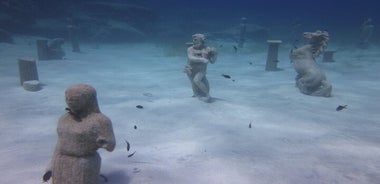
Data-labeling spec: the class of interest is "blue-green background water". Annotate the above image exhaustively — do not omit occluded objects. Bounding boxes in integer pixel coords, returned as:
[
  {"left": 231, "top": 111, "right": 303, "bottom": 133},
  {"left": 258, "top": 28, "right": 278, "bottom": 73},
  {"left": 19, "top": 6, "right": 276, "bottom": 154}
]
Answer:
[{"left": 1, "top": 0, "right": 379, "bottom": 44}]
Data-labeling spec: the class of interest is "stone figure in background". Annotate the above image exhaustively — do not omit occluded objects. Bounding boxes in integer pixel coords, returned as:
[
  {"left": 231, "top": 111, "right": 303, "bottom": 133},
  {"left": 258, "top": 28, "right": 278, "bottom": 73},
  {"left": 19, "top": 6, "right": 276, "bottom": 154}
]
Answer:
[
  {"left": 290, "top": 30, "right": 332, "bottom": 97},
  {"left": 359, "top": 18, "right": 374, "bottom": 48},
  {"left": 67, "top": 17, "right": 81, "bottom": 52},
  {"left": 37, "top": 38, "right": 65, "bottom": 60},
  {"left": 47, "top": 38, "right": 66, "bottom": 59},
  {"left": 185, "top": 34, "right": 217, "bottom": 102},
  {"left": 44, "top": 84, "right": 116, "bottom": 184}
]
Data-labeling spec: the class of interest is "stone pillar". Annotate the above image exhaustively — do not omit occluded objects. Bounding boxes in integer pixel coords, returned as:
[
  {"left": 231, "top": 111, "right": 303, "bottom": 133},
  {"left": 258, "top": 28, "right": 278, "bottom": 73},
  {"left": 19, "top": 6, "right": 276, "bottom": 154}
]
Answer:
[
  {"left": 265, "top": 40, "right": 282, "bottom": 71},
  {"left": 36, "top": 39, "right": 49, "bottom": 60},
  {"left": 18, "top": 58, "right": 41, "bottom": 91},
  {"left": 322, "top": 51, "right": 336, "bottom": 62},
  {"left": 68, "top": 25, "right": 80, "bottom": 52},
  {"left": 18, "top": 58, "right": 39, "bottom": 85}
]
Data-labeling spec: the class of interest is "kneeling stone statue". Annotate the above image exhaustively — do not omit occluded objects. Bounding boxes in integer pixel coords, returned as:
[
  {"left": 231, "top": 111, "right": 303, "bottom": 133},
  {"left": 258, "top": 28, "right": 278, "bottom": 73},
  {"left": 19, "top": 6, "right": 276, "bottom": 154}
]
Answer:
[
  {"left": 44, "top": 84, "right": 116, "bottom": 184},
  {"left": 290, "top": 30, "right": 332, "bottom": 97}
]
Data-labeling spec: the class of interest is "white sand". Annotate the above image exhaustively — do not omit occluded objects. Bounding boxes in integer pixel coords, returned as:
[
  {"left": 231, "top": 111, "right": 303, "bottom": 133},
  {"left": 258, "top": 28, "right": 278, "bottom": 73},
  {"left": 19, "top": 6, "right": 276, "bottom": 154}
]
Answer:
[{"left": 0, "top": 36, "right": 379, "bottom": 184}]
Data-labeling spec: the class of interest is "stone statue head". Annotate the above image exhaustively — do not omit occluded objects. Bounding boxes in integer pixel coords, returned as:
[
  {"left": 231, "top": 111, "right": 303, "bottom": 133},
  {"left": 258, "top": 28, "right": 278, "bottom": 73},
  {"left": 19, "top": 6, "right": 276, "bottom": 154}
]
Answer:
[
  {"left": 303, "top": 30, "right": 329, "bottom": 57},
  {"left": 192, "top": 34, "right": 206, "bottom": 49},
  {"left": 65, "top": 84, "right": 100, "bottom": 116}
]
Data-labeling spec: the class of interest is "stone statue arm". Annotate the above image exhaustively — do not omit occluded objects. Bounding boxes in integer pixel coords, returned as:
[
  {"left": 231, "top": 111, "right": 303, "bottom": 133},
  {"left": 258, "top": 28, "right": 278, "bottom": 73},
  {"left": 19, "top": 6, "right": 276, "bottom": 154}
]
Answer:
[
  {"left": 95, "top": 115, "right": 116, "bottom": 152},
  {"left": 205, "top": 47, "right": 217, "bottom": 64},
  {"left": 187, "top": 47, "right": 209, "bottom": 63}
]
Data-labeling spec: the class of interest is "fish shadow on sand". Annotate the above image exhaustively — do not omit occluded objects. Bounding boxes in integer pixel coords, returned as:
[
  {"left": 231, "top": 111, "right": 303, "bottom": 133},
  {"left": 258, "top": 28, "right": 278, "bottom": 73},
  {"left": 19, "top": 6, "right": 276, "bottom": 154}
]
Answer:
[
  {"left": 207, "top": 97, "right": 225, "bottom": 103},
  {"left": 99, "top": 170, "right": 131, "bottom": 184}
]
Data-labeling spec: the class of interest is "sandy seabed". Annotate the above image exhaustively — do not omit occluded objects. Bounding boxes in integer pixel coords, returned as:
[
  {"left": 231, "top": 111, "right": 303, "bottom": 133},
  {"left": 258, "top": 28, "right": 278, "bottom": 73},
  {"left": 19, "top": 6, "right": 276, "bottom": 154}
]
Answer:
[{"left": 0, "top": 36, "right": 379, "bottom": 184}]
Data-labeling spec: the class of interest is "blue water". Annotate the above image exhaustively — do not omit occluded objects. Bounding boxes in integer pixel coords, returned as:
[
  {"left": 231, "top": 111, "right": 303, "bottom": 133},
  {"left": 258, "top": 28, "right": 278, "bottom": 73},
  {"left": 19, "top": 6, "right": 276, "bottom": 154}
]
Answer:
[{"left": 1, "top": 0, "right": 378, "bottom": 44}]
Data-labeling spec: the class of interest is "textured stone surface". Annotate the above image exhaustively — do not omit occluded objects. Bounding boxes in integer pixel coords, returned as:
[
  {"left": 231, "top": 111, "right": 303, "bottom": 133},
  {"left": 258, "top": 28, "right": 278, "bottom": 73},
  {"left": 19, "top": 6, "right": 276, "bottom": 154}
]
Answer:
[
  {"left": 290, "top": 30, "right": 332, "bottom": 97},
  {"left": 22, "top": 80, "right": 41, "bottom": 91},
  {"left": 45, "top": 84, "right": 116, "bottom": 184},
  {"left": 185, "top": 34, "right": 217, "bottom": 103},
  {"left": 18, "top": 57, "right": 39, "bottom": 85}
]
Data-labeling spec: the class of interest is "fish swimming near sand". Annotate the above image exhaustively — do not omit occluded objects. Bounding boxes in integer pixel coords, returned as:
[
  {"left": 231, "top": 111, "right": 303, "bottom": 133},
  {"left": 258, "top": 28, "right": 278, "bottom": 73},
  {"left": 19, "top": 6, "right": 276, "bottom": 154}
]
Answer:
[
  {"left": 65, "top": 107, "right": 81, "bottom": 121},
  {"left": 42, "top": 170, "right": 52, "bottom": 182},
  {"left": 128, "top": 151, "right": 136, "bottom": 158},
  {"left": 233, "top": 46, "right": 238, "bottom": 53},
  {"left": 143, "top": 93, "right": 153, "bottom": 97},
  {"left": 125, "top": 139, "right": 131, "bottom": 151},
  {"left": 136, "top": 105, "right": 143, "bottom": 109},
  {"left": 336, "top": 105, "right": 347, "bottom": 111},
  {"left": 221, "top": 74, "right": 231, "bottom": 79}
]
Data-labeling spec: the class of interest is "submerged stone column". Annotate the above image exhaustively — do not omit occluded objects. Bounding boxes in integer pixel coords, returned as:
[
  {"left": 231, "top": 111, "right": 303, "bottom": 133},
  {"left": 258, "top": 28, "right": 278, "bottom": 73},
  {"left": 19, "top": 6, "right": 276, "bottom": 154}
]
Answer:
[
  {"left": 18, "top": 57, "right": 41, "bottom": 91},
  {"left": 265, "top": 40, "right": 282, "bottom": 71},
  {"left": 68, "top": 25, "right": 80, "bottom": 52},
  {"left": 322, "top": 51, "right": 336, "bottom": 62}
]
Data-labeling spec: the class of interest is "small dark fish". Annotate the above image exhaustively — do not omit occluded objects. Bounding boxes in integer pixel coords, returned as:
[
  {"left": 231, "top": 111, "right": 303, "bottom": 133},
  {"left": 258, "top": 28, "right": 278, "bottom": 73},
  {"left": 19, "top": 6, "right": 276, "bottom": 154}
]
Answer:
[
  {"left": 125, "top": 139, "right": 130, "bottom": 151},
  {"left": 232, "top": 79, "right": 235, "bottom": 82},
  {"left": 336, "top": 105, "right": 347, "bottom": 111},
  {"left": 219, "top": 44, "right": 223, "bottom": 48},
  {"left": 133, "top": 167, "right": 141, "bottom": 173},
  {"left": 233, "top": 46, "right": 238, "bottom": 53},
  {"left": 142, "top": 93, "right": 153, "bottom": 97},
  {"left": 128, "top": 151, "right": 136, "bottom": 158},
  {"left": 249, "top": 62, "right": 253, "bottom": 65},
  {"left": 42, "top": 171, "right": 52, "bottom": 182},
  {"left": 136, "top": 105, "right": 143, "bottom": 109},
  {"left": 65, "top": 107, "right": 81, "bottom": 121},
  {"left": 65, "top": 107, "right": 73, "bottom": 113},
  {"left": 99, "top": 174, "right": 108, "bottom": 182},
  {"left": 221, "top": 74, "right": 231, "bottom": 79},
  {"left": 134, "top": 125, "right": 137, "bottom": 129},
  {"left": 249, "top": 121, "right": 252, "bottom": 128}
]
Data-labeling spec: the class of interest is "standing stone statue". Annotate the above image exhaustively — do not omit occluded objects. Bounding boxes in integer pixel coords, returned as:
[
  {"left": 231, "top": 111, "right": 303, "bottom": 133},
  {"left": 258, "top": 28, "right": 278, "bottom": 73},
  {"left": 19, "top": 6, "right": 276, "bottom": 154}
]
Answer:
[
  {"left": 290, "top": 30, "right": 332, "bottom": 97},
  {"left": 184, "top": 34, "right": 217, "bottom": 103},
  {"left": 44, "top": 84, "right": 116, "bottom": 184},
  {"left": 359, "top": 18, "right": 374, "bottom": 48},
  {"left": 67, "top": 17, "right": 81, "bottom": 52}
]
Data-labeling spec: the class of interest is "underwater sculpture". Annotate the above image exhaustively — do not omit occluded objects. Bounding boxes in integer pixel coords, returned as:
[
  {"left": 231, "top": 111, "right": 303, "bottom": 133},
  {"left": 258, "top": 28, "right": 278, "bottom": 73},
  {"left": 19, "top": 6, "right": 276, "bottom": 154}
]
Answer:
[
  {"left": 44, "top": 84, "right": 116, "bottom": 184},
  {"left": 185, "top": 34, "right": 217, "bottom": 102},
  {"left": 18, "top": 57, "right": 41, "bottom": 91},
  {"left": 290, "top": 30, "right": 332, "bottom": 97},
  {"left": 359, "top": 18, "right": 374, "bottom": 48},
  {"left": 67, "top": 17, "right": 80, "bottom": 52},
  {"left": 36, "top": 38, "right": 65, "bottom": 60}
]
